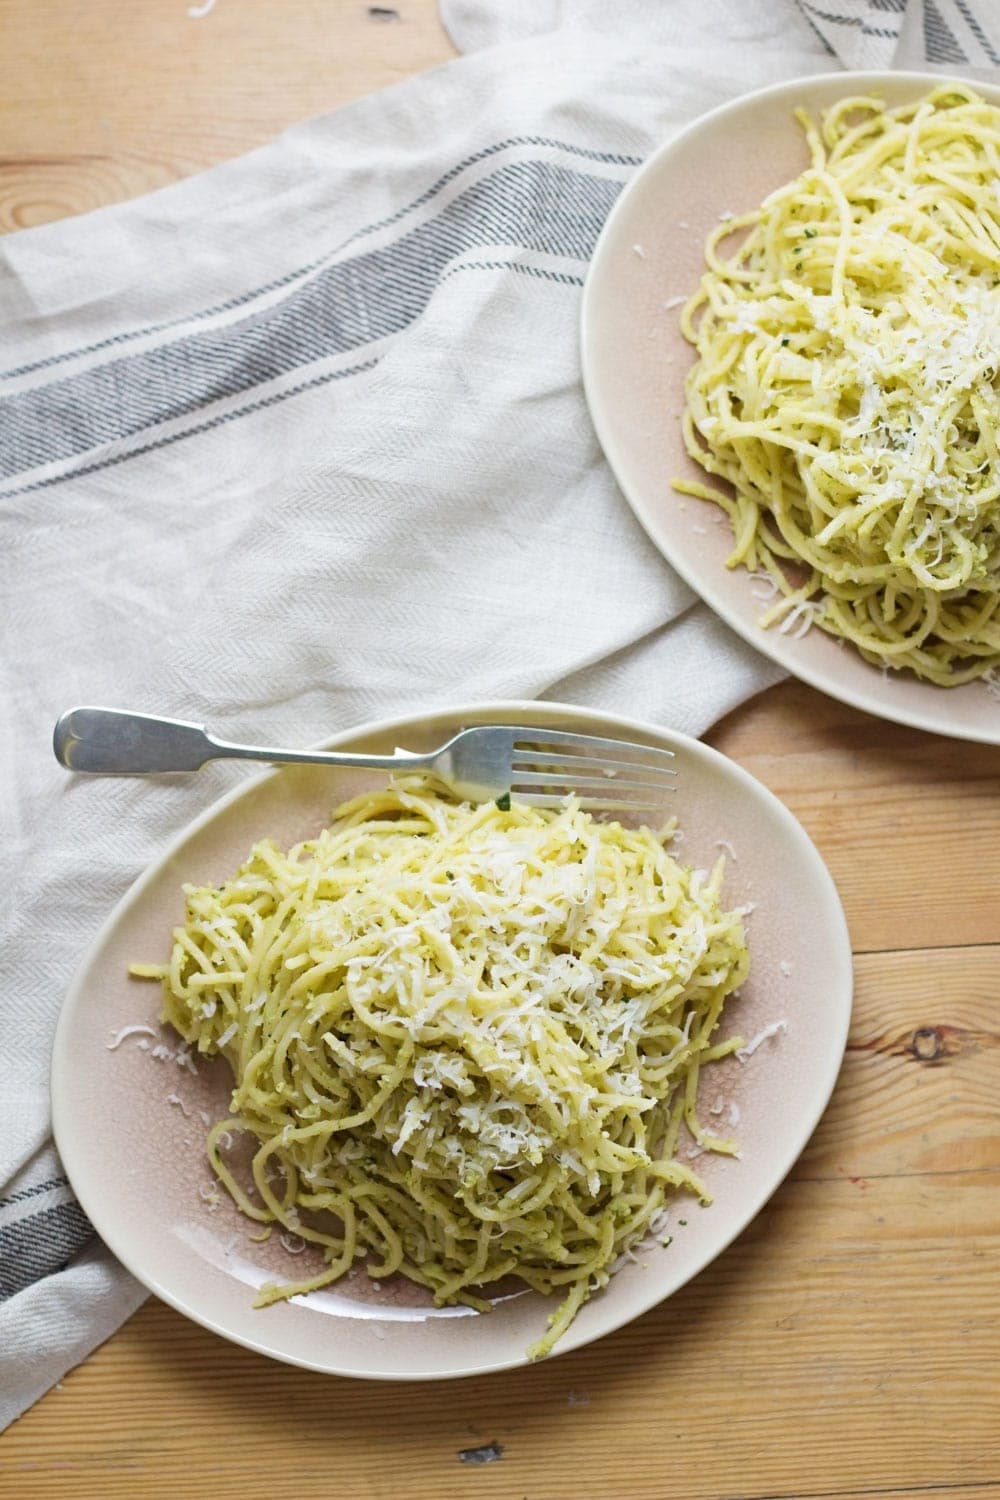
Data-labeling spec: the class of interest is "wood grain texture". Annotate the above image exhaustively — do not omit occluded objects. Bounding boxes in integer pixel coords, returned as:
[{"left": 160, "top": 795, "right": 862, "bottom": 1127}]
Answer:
[
  {"left": 0, "top": 0, "right": 455, "bottom": 231},
  {"left": 2, "top": 4, "right": 999, "bottom": 1498},
  {"left": 710, "top": 682, "right": 1000, "bottom": 953},
  {"left": 798, "top": 945, "right": 1000, "bottom": 1181}
]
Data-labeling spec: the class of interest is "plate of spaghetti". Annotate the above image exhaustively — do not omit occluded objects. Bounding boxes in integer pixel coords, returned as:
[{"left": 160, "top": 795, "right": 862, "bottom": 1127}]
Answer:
[
  {"left": 52, "top": 701, "right": 850, "bottom": 1379},
  {"left": 582, "top": 72, "right": 1000, "bottom": 742}
]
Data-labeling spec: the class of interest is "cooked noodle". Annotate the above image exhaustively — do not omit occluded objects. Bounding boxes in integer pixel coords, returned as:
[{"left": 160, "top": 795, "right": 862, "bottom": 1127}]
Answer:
[
  {"left": 676, "top": 84, "right": 1000, "bottom": 685},
  {"left": 132, "top": 780, "right": 748, "bottom": 1358}
]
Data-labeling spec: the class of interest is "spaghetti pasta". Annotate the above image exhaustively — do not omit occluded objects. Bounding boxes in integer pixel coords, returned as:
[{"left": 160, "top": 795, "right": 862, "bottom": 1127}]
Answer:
[
  {"left": 677, "top": 84, "right": 1000, "bottom": 685},
  {"left": 132, "top": 780, "right": 748, "bottom": 1358}
]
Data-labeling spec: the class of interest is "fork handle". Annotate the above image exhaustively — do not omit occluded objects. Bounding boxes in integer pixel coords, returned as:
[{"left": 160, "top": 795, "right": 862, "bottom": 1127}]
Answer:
[{"left": 53, "top": 707, "right": 432, "bottom": 776}]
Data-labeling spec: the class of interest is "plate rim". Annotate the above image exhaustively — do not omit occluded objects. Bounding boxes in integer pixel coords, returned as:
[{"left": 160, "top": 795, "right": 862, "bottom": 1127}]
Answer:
[
  {"left": 580, "top": 68, "right": 1000, "bottom": 746},
  {"left": 52, "top": 697, "right": 853, "bottom": 1380}
]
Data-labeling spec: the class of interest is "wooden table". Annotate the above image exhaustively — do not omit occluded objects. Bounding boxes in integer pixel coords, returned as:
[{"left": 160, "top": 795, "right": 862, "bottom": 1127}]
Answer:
[{"left": 3, "top": 3, "right": 999, "bottom": 1495}]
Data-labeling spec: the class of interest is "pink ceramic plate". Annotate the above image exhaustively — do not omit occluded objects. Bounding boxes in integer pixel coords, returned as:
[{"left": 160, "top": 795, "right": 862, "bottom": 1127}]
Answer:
[
  {"left": 52, "top": 701, "right": 851, "bottom": 1379},
  {"left": 582, "top": 71, "right": 1000, "bottom": 745}
]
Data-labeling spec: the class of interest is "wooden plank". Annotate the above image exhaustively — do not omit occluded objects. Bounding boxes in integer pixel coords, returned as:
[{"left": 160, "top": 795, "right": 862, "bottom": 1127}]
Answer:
[
  {"left": 0, "top": 0, "right": 455, "bottom": 230},
  {"left": 794, "top": 945, "right": 1000, "bottom": 1180},
  {"left": 709, "top": 681, "right": 1000, "bottom": 953},
  {"left": 815, "top": 1493, "right": 1000, "bottom": 1500}
]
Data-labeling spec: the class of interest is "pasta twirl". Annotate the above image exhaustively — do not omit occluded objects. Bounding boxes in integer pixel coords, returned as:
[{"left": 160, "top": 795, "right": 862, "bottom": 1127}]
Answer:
[
  {"left": 677, "top": 85, "right": 1000, "bottom": 686},
  {"left": 132, "top": 780, "right": 748, "bottom": 1358}
]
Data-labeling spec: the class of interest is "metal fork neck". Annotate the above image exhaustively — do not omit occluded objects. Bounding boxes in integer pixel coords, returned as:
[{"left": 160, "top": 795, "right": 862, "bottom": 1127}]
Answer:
[{"left": 207, "top": 735, "right": 435, "bottom": 772}]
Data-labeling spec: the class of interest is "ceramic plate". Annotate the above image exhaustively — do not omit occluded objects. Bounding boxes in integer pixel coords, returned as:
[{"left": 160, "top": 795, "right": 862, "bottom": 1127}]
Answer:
[
  {"left": 582, "top": 70, "right": 1000, "bottom": 745},
  {"left": 52, "top": 700, "right": 851, "bottom": 1379}
]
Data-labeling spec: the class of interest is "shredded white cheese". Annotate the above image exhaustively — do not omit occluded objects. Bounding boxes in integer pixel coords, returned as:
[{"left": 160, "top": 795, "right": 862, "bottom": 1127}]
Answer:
[
  {"left": 144, "top": 782, "right": 750, "bottom": 1361},
  {"left": 106, "top": 1023, "right": 157, "bottom": 1050},
  {"left": 736, "top": 1019, "right": 788, "bottom": 1063}
]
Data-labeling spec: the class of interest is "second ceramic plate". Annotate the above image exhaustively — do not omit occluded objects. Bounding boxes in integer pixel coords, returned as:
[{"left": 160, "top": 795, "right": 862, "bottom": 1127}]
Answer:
[{"left": 581, "top": 70, "right": 1000, "bottom": 745}]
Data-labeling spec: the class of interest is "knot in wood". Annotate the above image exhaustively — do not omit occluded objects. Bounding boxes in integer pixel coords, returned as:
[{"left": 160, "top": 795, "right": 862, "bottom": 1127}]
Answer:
[{"left": 910, "top": 1026, "right": 944, "bottom": 1063}]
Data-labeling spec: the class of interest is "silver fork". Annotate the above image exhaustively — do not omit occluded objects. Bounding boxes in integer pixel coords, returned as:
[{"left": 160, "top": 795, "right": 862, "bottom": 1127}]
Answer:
[{"left": 53, "top": 707, "right": 676, "bottom": 813}]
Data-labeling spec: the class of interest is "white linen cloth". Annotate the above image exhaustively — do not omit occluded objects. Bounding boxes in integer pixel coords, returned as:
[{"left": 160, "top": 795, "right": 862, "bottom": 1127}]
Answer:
[{"left": 2, "top": 0, "right": 998, "bottom": 1430}]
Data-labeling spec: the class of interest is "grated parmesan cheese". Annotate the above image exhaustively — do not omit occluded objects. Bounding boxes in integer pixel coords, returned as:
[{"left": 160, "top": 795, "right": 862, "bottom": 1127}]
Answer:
[
  {"left": 736, "top": 1019, "right": 788, "bottom": 1063},
  {"left": 144, "top": 781, "right": 750, "bottom": 1360},
  {"left": 106, "top": 1024, "right": 157, "bottom": 1050}
]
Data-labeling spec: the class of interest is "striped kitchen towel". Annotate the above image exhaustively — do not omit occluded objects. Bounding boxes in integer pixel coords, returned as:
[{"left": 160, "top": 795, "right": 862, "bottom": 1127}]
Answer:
[
  {"left": 441, "top": 0, "right": 1000, "bottom": 72},
  {"left": 2, "top": 0, "right": 997, "bottom": 1429}
]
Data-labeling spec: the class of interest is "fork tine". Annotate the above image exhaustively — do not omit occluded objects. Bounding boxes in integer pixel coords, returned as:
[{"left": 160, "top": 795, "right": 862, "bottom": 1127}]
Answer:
[
  {"left": 510, "top": 729, "right": 676, "bottom": 766},
  {"left": 511, "top": 771, "right": 676, "bottom": 794},
  {"left": 511, "top": 753, "right": 677, "bottom": 783},
  {"left": 516, "top": 793, "right": 667, "bottom": 814}
]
